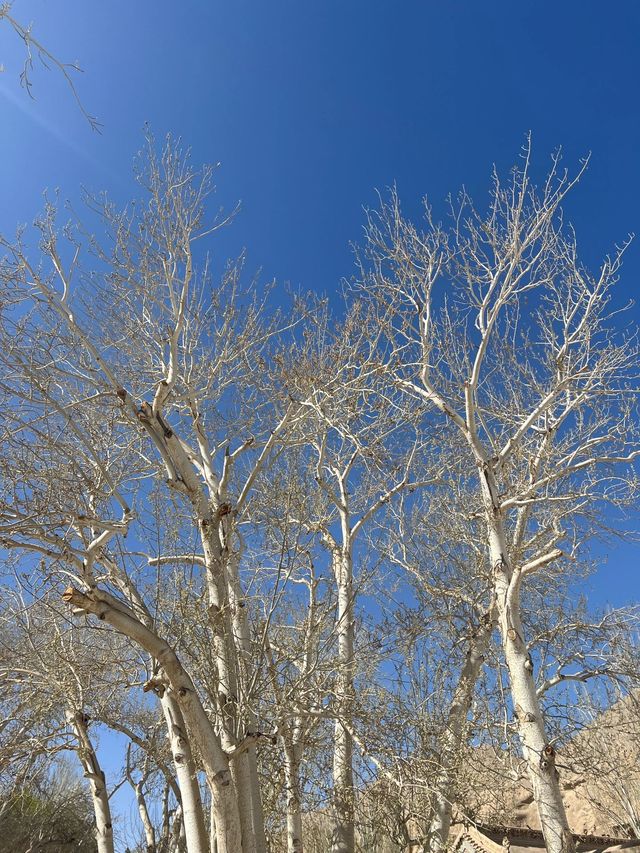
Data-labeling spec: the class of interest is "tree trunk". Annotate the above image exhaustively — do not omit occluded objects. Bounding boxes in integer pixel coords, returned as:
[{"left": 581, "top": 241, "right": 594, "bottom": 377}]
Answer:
[
  {"left": 68, "top": 709, "right": 115, "bottom": 853},
  {"left": 133, "top": 776, "right": 157, "bottom": 852},
  {"left": 160, "top": 692, "right": 209, "bottom": 853},
  {"left": 226, "top": 549, "right": 267, "bottom": 853},
  {"left": 171, "top": 805, "right": 184, "bottom": 853},
  {"left": 331, "top": 546, "right": 356, "bottom": 853},
  {"left": 428, "top": 614, "right": 493, "bottom": 851},
  {"left": 200, "top": 515, "right": 262, "bottom": 853},
  {"left": 231, "top": 753, "right": 257, "bottom": 853},
  {"left": 284, "top": 740, "right": 304, "bottom": 853},
  {"left": 247, "top": 745, "right": 268, "bottom": 853},
  {"left": 478, "top": 462, "right": 575, "bottom": 853},
  {"left": 62, "top": 586, "right": 243, "bottom": 853}
]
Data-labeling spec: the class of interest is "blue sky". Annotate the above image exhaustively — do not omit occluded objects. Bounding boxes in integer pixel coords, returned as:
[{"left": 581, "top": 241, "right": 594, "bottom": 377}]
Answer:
[
  {"left": 2, "top": 0, "right": 639, "bottom": 839},
  {"left": 2, "top": 1, "right": 640, "bottom": 293}
]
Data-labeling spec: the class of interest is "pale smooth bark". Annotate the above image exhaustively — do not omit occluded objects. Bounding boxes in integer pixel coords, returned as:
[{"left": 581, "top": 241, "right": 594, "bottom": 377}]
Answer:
[
  {"left": 225, "top": 549, "right": 267, "bottom": 853},
  {"left": 127, "top": 764, "right": 156, "bottom": 853},
  {"left": 62, "top": 585, "right": 243, "bottom": 853},
  {"left": 283, "top": 741, "right": 304, "bottom": 853},
  {"left": 331, "top": 546, "right": 356, "bottom": 853},
  {"left": 68, "top": 709, "right": 115, "bottom": 853},
  {"left": 247, "top": 749, "right": 268, "bottom": 853},
  {"left": 232, "top": 753, "right": 257, "bottom": 853},
  {"left": 160, "top": 692, "right": 209, "bottom": 853},
  {"left": 479, "top": 461, "right": 574, "bottom": 853}
]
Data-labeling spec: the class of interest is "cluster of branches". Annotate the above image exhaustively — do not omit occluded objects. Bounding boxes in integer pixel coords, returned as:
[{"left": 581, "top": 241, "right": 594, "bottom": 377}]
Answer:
[
  {"left": 0, "top": 136, "right": 639, "bottom": 853},
  {"left": 0, "top": 2, "right": 99, "bottom": 130}
]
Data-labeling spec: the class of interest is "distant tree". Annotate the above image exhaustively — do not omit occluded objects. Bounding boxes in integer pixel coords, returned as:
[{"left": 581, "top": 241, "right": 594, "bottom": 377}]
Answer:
[{"left": 0, "top": 761, "right": 96, "bottom": 852}]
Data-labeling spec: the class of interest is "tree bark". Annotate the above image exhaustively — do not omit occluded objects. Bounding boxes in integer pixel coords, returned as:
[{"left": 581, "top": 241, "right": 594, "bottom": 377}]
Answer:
[
  {"left": 247, "top": 746, "right": 268, "bottom": 853},
  {"left": 478, "top": 461, "right": 575, "bottom": 853},
  {"left": 226, "top": 548, "right": 267, "bottom": 853},
  {"left": 160, "top": 692, "right": 209, "bottom": 853},
  {"left": 201, "top": 520, "right": 264, "bottom": 853},
  {"left": 68, "top": 709, "right": 115, "bottom": 853},
  {"left": 133, "top": 776, "right": 156, "bottom": 852},
  {"left": 284, "top": 740, "right": 304, "bottom": 853},
  {"left": 330, "top": 546, "right": 356, "bottom": 853}
]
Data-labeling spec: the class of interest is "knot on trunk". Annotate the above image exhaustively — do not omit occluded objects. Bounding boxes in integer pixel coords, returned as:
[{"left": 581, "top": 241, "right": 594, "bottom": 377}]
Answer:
[
  {"left": 215, "top": 503, "right": 232, "bottom": 521},
  {"left": 515, "top": 703, "right": 535, "bottom": 723},
  {"left": 156, "top": 411, "right": 173, "bottom": 438},
  {"left": 73, "top": 710, "right": 91, "bottom": 727},
  {"left": 539, "top": 743, "right": 557, "bottom": 771},
  {"left": 493, "top": 555, "right": 506, "bottom": 574},
  {"left": 507, "top": 627, "right": 523, "bottom": 645},
  {"left": 208, "top": 602, "right": 227, "bottom": 631},
  {"left": 142, "top": 677, "right": 166, "bottom": 698},
  {"left": 215, "top": 769, "right": 232, "bottom": 787},
  {"left": 137, "top": 401, "right": 153, "bottom": 421}
]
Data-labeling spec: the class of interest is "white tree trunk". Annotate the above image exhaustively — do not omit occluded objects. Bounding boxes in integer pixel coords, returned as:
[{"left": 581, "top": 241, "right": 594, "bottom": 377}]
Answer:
[
  {"left": 68, "top": 709, "right": 115, "bottom": 853},
  {"left": 231, "top": 753, "right": 257, "bottom": 853},
  {"left": 200, "top": 517, "right": 257, "bottom": 853},
  {"left": 247, "top": 746, "right": 268, "bottom": 853},
  {"left": 428, "top": 615, "right": 493, "bottom": 851},
  {"left": 478, "top": 463, "right": 575, "bottom": 853},
  {"left": 160, "top": 692, "right": 209, "bottom": 853},
  {"left": 226, "top": 550, "right": 267, "bottom": 853},
  {"left": 284, "top": 741, "right": 304, "bottom": 853},
  {"left": 171, "top": 805, "right": 184, "bottom": 853},
  {"left": 62, "top": 586, "right": 244, "bottom": 853},
  {"left": 133, "top": 777, "right": 156, "bottom": 852},
  {"left": 331, "top": 546, "right": 356, "bottom": 853}
]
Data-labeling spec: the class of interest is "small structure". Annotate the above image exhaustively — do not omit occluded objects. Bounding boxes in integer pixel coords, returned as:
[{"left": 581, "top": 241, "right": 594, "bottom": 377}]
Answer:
[{"left": 451, "top": 823, "right": 640, "bottom": 853}]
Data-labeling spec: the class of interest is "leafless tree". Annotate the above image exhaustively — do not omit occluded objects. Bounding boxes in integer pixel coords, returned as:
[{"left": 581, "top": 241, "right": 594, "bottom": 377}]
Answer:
[
  {"left": 355, "top": 140, "right": 640, "bottom": 852},
  {"left": 0, "top": 135, "right": 311, "bottom": 853},
  {"left": 280, "top": 302, "right": 439, "bottom": 853},
  {"left": 2, "top": 133, "right": 639, "bottom": 853}
]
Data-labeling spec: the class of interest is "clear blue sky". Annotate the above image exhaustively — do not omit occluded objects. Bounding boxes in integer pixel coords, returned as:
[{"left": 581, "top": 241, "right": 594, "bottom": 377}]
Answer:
[{"left": 2, "top": 0, "right": 639, "bottom": 837}]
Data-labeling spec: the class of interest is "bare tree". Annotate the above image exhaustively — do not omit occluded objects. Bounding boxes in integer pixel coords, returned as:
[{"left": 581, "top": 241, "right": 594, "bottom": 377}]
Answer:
[
  {"left": 356, "top": 141, "right": 640, "bottom": 852},
  {"left": 2, "top": 132, "right": 639, "bottom": 853},
  {"left": 0, "top": 589, "right": 122, "bottom": 852},
  {"left": 281, "top": 302, "right": 438, "bottom": 853},
  {"left": 0, "top": 136, "right": 312, "bottom": 852}
]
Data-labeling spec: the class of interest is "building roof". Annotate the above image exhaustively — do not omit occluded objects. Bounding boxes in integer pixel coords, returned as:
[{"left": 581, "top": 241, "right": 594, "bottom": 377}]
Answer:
[{"left": 451, "top": 823, "right": 640, "bottom": 853}]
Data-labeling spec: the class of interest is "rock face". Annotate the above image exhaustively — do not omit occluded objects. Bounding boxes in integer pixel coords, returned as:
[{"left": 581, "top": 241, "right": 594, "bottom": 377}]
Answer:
[{"left": 460, "top": 692, "right": 640, "bottom": 840}]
